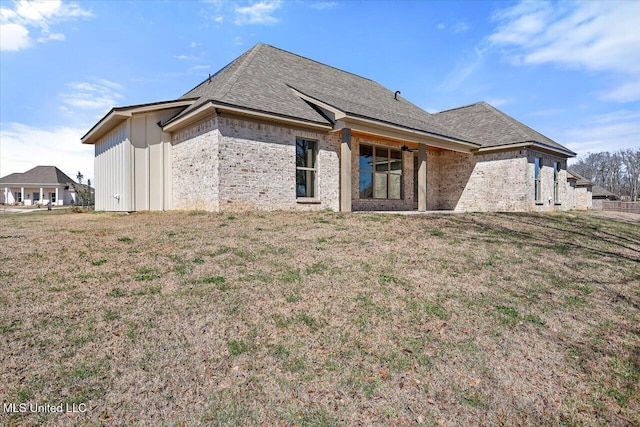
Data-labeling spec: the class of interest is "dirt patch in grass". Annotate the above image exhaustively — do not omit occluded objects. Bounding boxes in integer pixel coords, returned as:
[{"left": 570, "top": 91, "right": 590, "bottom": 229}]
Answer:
[{"left": 0, "top": 210, "right": 638, "bottom": 426}]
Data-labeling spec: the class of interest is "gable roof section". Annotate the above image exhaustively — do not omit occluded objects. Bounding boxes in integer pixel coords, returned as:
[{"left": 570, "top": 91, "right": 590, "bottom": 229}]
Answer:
[
  {"left": 567, "top": 168, "right": 593, "bottom": 187},
  {"left": 0, "top": 166, "right": 76, "bottom": 185},
  {"left": 167, "top": 43, "right": 473, "bottom": 144},
  {"left": 591, "top": 184, "right": 617, "bottom": 199},
  {"left": 435, "top": 102, "right": 575, "bottom": 156},
  {"left": 82, "top": 43, "right": 574, "bottom": 156},
  {"left": 82, "top": 99, "right": 196, "bottom": 144}
]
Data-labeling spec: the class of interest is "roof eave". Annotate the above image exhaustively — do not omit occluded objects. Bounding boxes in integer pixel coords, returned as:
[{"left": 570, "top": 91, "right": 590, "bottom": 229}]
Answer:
[
  {"left": 163, "top": 100, "right": 333, "bottom": 133},
  {"left": 336, "top": 116, "right": 479, "bottom": 153},
  {"left": 475, "top": 141, "right": 576, "bottom": 157},
  {"left": 81, "top": 99, "right": 197, "bottom": 145}
]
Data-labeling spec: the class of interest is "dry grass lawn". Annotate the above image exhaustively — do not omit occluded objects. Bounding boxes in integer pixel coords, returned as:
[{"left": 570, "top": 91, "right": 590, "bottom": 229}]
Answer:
[{"left": 0, "top": 209, "right": 639, "bottom": 426}]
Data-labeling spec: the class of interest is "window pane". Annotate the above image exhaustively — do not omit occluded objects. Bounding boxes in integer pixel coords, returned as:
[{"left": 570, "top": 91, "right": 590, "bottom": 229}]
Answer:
[
  {"left": 375, "top": 148, "right": 389, "bottom": 172},
  {"left": 359, "top": 172, "right": 373, "bottom": 198},
  {"left": 359, "top": 145, "right": 373, "bottom": 172},
  {"left": 296, "top": 169, "right": 316, "bottom": 198},
  {"left": 535, "top": 158, "right": 541, "bottom": 179},
  {"left": 389, "top": 174, "right": 401, "bottom": 199},
  {"left": 374, "top": 172, "right": 387, "bottom": 198},
  {"left": 296, "top": 139, "right": 316, "bottom": 168},
  {"left": 390, "top": 149, "right": 402, "bottom": 173}
]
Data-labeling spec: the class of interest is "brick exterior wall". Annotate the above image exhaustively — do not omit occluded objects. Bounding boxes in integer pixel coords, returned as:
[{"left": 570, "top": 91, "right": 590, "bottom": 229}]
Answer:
[
  {"left": 169, "top": 115, "right": 583, "bottom": 213},
  {"left": 171, "top": 118, "right": 220, "bottom": 211},
  {"left": 526, "top": 149, "right": 569, "bottom": 212},
  {"left": 573, "top": 186, "right": 593, "bottom": 210},
  {"left": 171, "top": 114, "right": 339, "bottom": 212}
]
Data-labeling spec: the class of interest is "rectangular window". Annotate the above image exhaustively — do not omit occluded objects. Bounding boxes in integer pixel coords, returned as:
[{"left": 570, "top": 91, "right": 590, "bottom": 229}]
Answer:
[
  {"left": 359, "top": 144, "right": 402, "bottom": 200},
  {"left": 33, "top": 192, "right": 40, "bottom": 202},
  {"left": 296, "top": 138, "right": 317, "bottom": 198},
  {"left": 553, "top": 161, "right": 560, "bottom": 203},
  {"left": 16, "top": 192, "right": 22, "bottom": 202},
  {"left": 51, "top": 192, "right": 56, "bottom": 203},
  {"left": 534, "top": 157, "right": 542, "bottom": 202}
]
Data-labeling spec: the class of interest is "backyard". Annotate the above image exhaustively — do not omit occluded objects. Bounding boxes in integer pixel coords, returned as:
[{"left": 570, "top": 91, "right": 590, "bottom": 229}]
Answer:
[{"left": 0, "top": 209, "right": 638, "bottom": 426}]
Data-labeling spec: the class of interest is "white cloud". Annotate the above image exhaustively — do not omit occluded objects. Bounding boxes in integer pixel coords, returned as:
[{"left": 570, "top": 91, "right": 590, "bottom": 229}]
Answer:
[
  {"left": 451, "top": 21, "right": 468, "bottom": 33},
  {"left": 37, "top": 31, "right": 65, "bottom": 43},
  {"left": 0, "top": 22, "right": 30, "bottom": 50},
  {"left": 310, "top": 2, "right": 338, "bottom": 10},
  {"left": 600, "top": 80, "right": 640, "bottom": 104},
  {"left": 234, "top": 1, "right": 281, "bottom": 25},
  {"left": 489, "top": 1, "right": 640, "bottom": 102},
  {"left": 439, "top": 47, "right": 486, "bottom": 92},
  {"left": 60, "top": 79, "right": 123, "bottom": 111},
  {"left": 0, "top": 0, "right": 92, "bottom": 51},
  {"left": 0, "top": 122, "right": 94, "bottom": 184},
  {"left": 563, "top": 110, "right": 640, "bottom": 157}
]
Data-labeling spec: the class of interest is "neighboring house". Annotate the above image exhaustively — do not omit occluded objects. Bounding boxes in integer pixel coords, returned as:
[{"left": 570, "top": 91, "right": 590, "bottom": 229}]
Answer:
[
  {"left": 0, "top": 166, "right": 91, "bottom": 206},
  {"left": 591, "top": 183, "right": 618, "bottom": 210},
  {"left": 82, "top": 43, "right": 587, "bottom": 213},
  {"left": 567, "top": 169, "right": 593, "bottom": 210}
]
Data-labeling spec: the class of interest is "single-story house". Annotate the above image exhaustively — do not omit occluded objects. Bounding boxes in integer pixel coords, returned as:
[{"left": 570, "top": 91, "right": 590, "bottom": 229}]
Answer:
[
  {"left": 82, "top": 43, "right": 590, "bottom": 213},
  {"left": 0, "top": 166, "right": 91, "bottom": 206},
  {"left": 591, "top": 183, "right": 618, "bottom": 210},
  {"left": 566, "top": 169, "right": 593, "bottom": 210}
]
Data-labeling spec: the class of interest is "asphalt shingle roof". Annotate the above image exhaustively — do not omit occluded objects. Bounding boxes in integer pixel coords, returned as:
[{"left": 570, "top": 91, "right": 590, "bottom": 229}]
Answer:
[
  {"left": 567, "top": 168, "right": 593, "bottom": 186},
  {"left": 0, "top": 166, "right": 76, "bottom": 185},
  {"left": 591, "top": 184, "right": 617, "bottom": 199},
  {"left": 92, "top": 43, "right": 574, "bottom": 156},
  {"left": 174, "top": 43, "right": 470, "bottom": 142},
  {"left": 434, "top": 102, "right": 573, "bottom": 153}
]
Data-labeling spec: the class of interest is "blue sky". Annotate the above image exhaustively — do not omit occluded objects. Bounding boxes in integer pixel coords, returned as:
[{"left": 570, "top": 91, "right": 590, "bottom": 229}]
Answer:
[{"left": 1, "top": 0, "right": 639, "bottom": 184}]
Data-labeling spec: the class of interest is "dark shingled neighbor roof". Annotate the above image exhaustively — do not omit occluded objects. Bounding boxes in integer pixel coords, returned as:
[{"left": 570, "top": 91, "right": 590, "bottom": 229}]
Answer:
[
  {"left": 174, "top": 43, "right": 472, "bottom": 142},
  {"left": 434, "top": 102, "right": 574, "bottom": 154},
  {"left": 567, "top": 168, "right": 593, "bottom": 187},
  {"left": 592, "top": 184, "right": 618, "bottom": 199},
  {"left": 0, "top": 166, "right": 76, "bottom": 185}
]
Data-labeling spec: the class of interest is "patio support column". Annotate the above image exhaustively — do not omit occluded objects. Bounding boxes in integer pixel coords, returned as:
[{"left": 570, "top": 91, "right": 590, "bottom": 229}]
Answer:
[
  {"left": 418, "top": 144, "right": 427, "bottom": 212},
  {"left": 340, "top": 128, "right": 352, "bottom": 212},
  {"left": 55, "top": 187, "right": 59, "bottom": 206},
  {"left": 4, "top": 187, "right": 7, "bottom": 204},
  {"left": 20, "top": 187, "right": 24, "bottom": 203},
  {"left": 39, "top": 187, "right": 43, "bottom": 204}
]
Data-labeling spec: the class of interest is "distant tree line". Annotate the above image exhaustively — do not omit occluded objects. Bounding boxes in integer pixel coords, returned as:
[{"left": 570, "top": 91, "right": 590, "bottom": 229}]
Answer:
[{"left": 571, "top": 148, "right": 640, "bottom": 201}]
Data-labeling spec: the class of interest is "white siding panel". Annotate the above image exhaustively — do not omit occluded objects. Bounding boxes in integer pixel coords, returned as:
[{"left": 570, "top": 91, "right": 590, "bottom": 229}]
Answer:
[{"left": 94, "top": 121, "right": 132, "bottom": 211}]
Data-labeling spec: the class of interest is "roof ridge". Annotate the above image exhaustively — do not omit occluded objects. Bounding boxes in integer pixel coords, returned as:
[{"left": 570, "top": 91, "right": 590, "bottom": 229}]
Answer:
[
  {"left": 436, "top": 101, "right": 484, "bottom": 114},
  {"left": 263, "top": 44, "right": 376, "bottom": 83},
  {"left": 215, "top": 43, "right": 264, "bottom": 100}
]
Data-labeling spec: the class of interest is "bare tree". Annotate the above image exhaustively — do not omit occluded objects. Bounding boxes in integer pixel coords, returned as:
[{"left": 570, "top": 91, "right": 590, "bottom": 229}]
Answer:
[
  {"left": 572, "top": 148, "right": 640, "bottom": 200},
  {"left": 620, "top": 149, "right": 640, "bottom": 201}
]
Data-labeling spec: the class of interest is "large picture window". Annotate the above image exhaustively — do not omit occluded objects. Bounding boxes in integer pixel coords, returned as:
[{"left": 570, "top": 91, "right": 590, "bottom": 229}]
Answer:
[
  {"left": 534, "top": 157, "right": 542, "bottom": 202},
  {"left": 359, "top": 145, "right": 402, "bottom": 200},
  {"left": 296, "top": 138, "right": 317, "bottom": 198}
]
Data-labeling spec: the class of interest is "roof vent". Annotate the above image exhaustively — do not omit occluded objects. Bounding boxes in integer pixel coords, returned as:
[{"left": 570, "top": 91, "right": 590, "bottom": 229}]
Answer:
[
  {"left": 394, "top": 90, "right": 401, "bottom": 101},
  {"left": 208, "top": 73, "right": 212, "bottom": 83}
]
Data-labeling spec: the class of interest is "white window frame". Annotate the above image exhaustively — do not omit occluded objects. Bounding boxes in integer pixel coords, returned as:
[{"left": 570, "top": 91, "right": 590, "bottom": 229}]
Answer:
[
  {"left": 359, "top": 144, "right": 403, "bottom": 200},
  {"left": 295, "top": 138, "right": 318, "bottom": 199}
]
